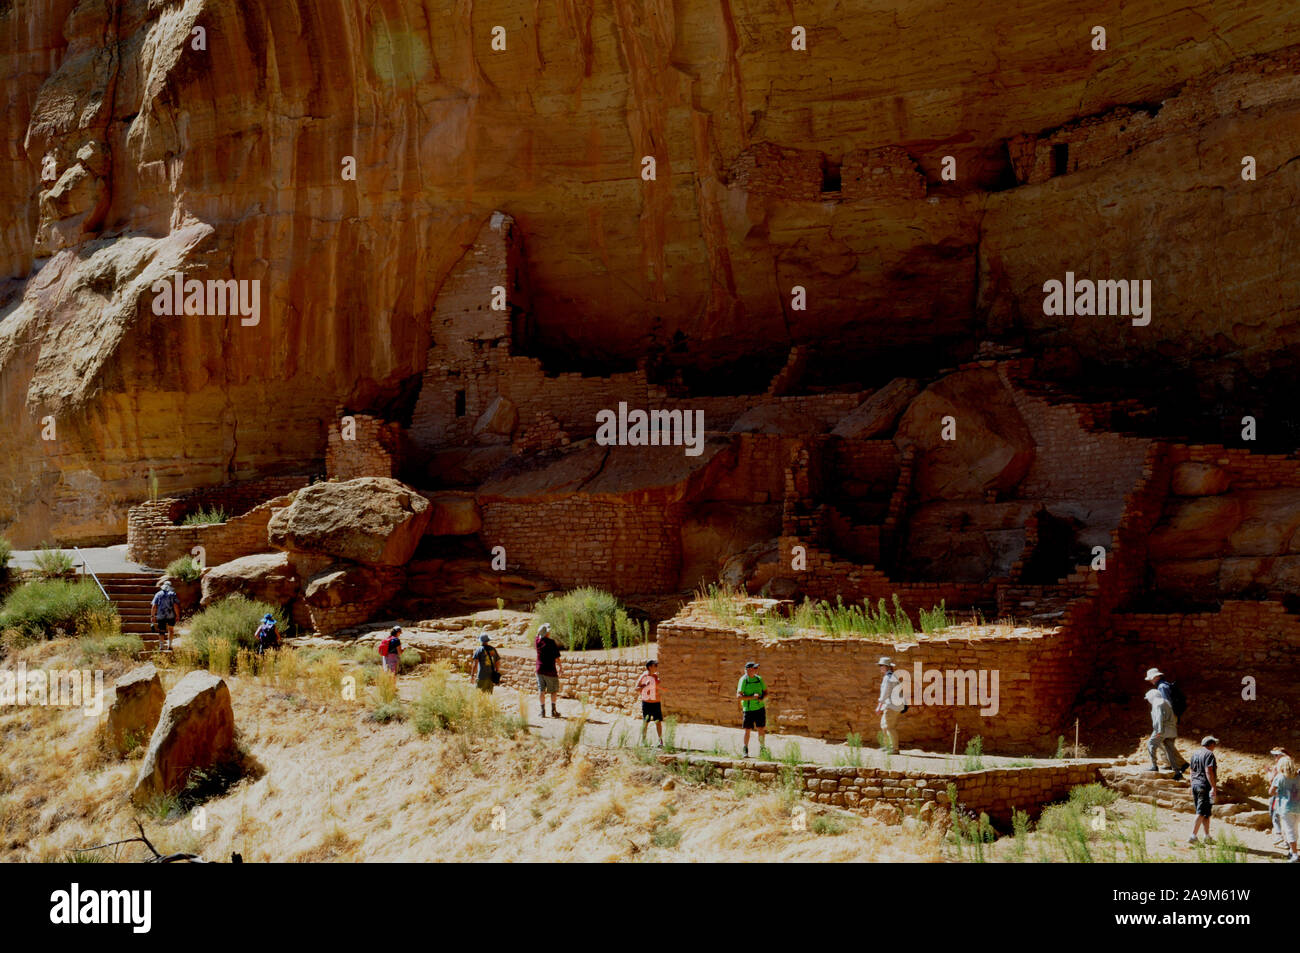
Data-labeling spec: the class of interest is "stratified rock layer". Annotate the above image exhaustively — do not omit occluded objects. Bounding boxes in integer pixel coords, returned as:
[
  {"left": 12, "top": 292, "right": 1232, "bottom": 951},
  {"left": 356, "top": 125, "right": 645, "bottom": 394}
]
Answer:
[{"left": 1, "top": 1, "right": 1299, "bottom": 542}]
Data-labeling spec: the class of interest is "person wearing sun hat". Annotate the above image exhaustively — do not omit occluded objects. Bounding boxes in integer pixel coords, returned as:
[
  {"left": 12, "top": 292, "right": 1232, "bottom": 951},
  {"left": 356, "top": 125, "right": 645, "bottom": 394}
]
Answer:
[{"left": 875, "top": 656, "right": 903, "bottom": 753}]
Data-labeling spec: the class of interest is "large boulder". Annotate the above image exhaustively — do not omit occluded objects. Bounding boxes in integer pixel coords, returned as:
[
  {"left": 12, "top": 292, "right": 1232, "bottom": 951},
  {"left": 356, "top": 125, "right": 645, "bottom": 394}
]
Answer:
[
  {"left": 472, "top": 395, "right": 518, "bottom": 438},
  {"left": 131, "top": 671, "right": 237, "bottom": 804},
  {"left": 267, "top": 477, "right": 432, "bottom": 566},
  {"left": 200, "top": 551, "right": 300, "bottom": 608},
  {"left": 425, "top": 493, "right": 483, "bottom": 536},
  {"left": 894, "top": 369, "right": 1034, "bottom": 502},
  {"left": 303, "top": 563, "right": 403, "bottom": 609},
  {"left": 105, "top": 663, "right": 164, "bottom": 755},
  {"left": 1171, "top": 462, "right": 1230, "bottom": 496},
  {"left": 832, "top": 378, "right": 920, "bottom": 439}
]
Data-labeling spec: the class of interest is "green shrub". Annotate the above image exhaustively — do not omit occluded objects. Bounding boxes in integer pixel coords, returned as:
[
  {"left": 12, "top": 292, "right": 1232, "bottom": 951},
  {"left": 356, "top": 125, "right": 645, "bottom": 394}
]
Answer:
[
  {"left": 811, "top": 813, "right": 847, "bottom": 836},
  {"left": 180, "top": 506, "right": 227, "bottom": 526},
  {"left": 0, "top": 536, "right": 11, "bottom": 571},
  {"left": 33, "top": 545, "right": 75, "bottom": 579},
  {"left": 530, "top": 587, "right": 642, "bottom": 651},
  {"left": 962, "top": 736, "right": 985, "bottom": 772},
  {"left": 411, "top": 662, "right": 520, "bottom": 737},
  {"left": 187, "top": 596, "right": 286, "bottom": 670},
  {"left": 0, "top": 579, "right": 113, "bottom": 638},
  {"left": 80, "top": 634, "right": 145, "bottom": 664},
  {"left": 1067, "top": 783, "right": 1118, "bottom": 813},
  {"left": 165, "top": 555, "right": 202, "bottom": 582},
  {"left": 399, "top": 648, "right": 421, "bottom": 671}
]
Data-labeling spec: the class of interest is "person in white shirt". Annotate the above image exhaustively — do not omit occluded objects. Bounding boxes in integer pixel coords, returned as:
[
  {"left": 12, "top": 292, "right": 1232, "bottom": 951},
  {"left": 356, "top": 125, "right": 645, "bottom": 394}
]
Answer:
[{"left": 874, "top": 656, "right": 904, "bottom": 753}]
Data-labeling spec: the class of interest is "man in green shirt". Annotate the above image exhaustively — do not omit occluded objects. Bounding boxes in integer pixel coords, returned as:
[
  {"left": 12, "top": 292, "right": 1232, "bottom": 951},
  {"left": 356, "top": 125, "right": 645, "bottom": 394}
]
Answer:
[{"left": 737, "top": 661, "right": 767, "bottom": 758}]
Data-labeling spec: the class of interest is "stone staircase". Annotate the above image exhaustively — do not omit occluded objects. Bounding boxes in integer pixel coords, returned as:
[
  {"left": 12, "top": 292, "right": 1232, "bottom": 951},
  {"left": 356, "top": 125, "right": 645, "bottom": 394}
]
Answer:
[
  {"left": 97, "top": 572, "right": 162, "bottom": 646},
  {"left": 1099, "top": 765, "right": 1271, "bottom": 829}
]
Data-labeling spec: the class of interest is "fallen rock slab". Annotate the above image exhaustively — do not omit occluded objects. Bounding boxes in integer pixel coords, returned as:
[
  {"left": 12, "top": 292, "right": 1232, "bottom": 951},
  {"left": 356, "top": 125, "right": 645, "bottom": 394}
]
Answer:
[
  {"left": 132, "top": 671, "right": 237, "bottom": 804},
  {"left": 105, "top": 663, "right": 164, "bottom": 755}
]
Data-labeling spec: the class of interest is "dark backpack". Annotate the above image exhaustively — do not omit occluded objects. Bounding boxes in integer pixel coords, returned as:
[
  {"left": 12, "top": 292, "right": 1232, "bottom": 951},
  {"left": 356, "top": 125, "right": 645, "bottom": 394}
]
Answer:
[
  {"left": 482, "top": 647, "right": 502, "bottom": 683},
  {"left": 1165, "top": 680, "right": 1187, "bottom": 719}
]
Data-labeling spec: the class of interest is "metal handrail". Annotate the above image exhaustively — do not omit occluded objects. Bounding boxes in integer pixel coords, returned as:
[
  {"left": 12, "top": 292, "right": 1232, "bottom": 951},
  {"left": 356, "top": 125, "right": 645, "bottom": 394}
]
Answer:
[{"left": 72, "top": 546, "right": 111, "bottom": 602}]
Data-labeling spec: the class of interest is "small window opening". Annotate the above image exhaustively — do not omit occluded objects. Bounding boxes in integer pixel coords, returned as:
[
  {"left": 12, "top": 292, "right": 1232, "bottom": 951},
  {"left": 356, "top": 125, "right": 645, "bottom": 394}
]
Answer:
[
  {"left": 454, "top": 390, "right": 466, "bottom": 417},
  {"left": 1052, "top": 143, "right": 1069, "bottom": 177}
]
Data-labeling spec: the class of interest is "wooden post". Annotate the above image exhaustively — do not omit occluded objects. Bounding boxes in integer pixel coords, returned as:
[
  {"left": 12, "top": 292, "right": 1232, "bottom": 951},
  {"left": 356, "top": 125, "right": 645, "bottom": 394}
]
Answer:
[{"left": 1074, "top": 718, "right": 1080, "bottom": 760}]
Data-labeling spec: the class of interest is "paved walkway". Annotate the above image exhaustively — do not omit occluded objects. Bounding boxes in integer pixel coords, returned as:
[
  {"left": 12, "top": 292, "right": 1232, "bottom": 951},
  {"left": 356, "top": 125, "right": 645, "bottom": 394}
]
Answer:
[
  {"left": 8, "top": 544, "right": 147, "bottom": 575},
  {"left": 393, "top": 666, "right": 1113, "bottom": 774}
]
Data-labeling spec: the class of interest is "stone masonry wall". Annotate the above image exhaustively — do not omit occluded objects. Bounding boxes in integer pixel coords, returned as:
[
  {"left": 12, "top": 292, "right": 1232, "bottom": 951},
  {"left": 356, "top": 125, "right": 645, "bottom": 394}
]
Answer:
[
  {"left": 327, "top": 413, "right": 403, "bottom": 480},
  {"left": 480, "top": 498, "right": 684, "bottom": 593},
  {"left": 657, "top": 753, "right": 1102, "bottom": 826},
  {"left": 656, "top": 617, "right": 1090, "bottom": 754},
  {"left": 415, "top": 644, "right": 645, "bottom": 713},
  {"left": 125, "top": 475, "right": 308, "bottom": 568}
]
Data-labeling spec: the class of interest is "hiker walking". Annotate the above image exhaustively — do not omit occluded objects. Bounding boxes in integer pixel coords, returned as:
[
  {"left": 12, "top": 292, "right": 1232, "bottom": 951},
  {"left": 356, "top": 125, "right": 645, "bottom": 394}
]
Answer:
[
  {"left": 1144, "top": 687, "right": 1180, "bottom": 779},
  {"left": 1268, "top": 747, "right": 1290, "bottom": 848},
  {"left": 637, "top": 659, "right": 664, "bottom": 747},
  {"left": 737, "top": 661, "right": 767, "bottom": 758},
  {"left": 254, "top": 613, "right": 280, "bottom": 656},
  {"left": 470, "top": 633, "right": 501, "bottom": 694},
  {"left": 534, "top": 622, "right": 562, "bottom": 718},
  {"left": 1144, "top": 667, "right": 1188, "bottom": 779},
  {"left": 378, "top": 625, "right": 402, "bottom": 675},
  {"left": 875, "top": 656, "right": 904, "bottom": 753},
  {"left": 1269, "top": 754, "right": 1300, "bottom": 862},
  {"left": 150, "top": 580, "right": 179, "bottom": 651},
  {"left": 1187, "top": 735, "right": 1219, "bottom": 845}
]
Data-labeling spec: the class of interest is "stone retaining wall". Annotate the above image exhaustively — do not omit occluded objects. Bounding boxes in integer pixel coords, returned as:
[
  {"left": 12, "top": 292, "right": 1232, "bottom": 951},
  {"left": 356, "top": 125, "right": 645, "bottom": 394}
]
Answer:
[
  {"left": 414, "top": 644, "right": 645, "bottom": 713},
  {"left": 658, "top": 752, "right": 1102, "bottom": 826},
  {"left": 126, "top": 482, "right": 305, "bottom": 569}
]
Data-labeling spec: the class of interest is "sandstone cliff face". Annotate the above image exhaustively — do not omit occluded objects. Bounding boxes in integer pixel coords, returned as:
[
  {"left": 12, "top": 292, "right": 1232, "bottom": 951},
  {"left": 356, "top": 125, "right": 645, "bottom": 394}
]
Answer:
[{"left": 1, "top": 0, "right": 1298, "bottom": 542}]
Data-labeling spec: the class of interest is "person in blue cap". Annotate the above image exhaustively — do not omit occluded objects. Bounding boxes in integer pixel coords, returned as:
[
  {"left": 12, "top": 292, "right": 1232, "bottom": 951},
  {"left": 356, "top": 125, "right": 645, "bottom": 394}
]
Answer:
[{"left": 253, "top": 613, "right": 279, "bottom": 655}]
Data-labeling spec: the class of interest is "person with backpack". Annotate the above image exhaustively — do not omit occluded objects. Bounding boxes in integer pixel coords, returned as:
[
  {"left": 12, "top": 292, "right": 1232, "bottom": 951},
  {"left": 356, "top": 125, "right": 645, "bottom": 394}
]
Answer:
[
  {"left": 150, "top": 580, "right": 180, "bottom": 651},
  {"left": 253, "top": 613, "right": 280, "bottom": 656},
  {"left": 470, "top": 633, "right": 501, "bottom": 694},
  {"left": 534, "top": 622, "right": 562, "bottom": 718},
  {"left": 875, "top": 656, "right": 904, "bottom": 753},
  {"left": 737, "top": 661, "right": 767, "bottom": 758},
  {"left": 378, "top": 625, "right": 402, "bottom": 675},
  {"left": 1144, "top": 667, "right": 1188, "bottom": 779}
]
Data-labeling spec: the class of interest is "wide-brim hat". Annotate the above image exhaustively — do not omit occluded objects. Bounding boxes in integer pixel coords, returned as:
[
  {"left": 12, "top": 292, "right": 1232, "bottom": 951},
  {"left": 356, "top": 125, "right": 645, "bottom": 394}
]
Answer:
[
  {"left": 1202, "top": 735, "right": 1219, "bottom": 746},
  {"left": 744, "top": 661, "right": 759, "bottom": 669},
  {"left": 479, "top": 633, "right": 491, "bottom": 643},
  {"left": 877, "top": 657, "right": 895, "bottom": 667},
  {"left": 1144, "top": 667, "right": 1163, "bottom": 680}
]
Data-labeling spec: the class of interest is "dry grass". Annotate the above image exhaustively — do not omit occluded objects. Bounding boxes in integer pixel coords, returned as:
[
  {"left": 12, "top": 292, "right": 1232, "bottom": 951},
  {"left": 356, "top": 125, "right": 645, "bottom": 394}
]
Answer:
[{"left": 1, "top": 637, "right": 943, "bottom": 863}]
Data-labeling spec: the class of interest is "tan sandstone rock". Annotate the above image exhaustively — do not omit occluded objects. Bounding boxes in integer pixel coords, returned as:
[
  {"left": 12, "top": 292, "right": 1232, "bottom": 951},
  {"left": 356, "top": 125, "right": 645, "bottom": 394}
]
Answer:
[
  {"left": 894, "top": 369, "right": 1035, "bottom": 502},
  {"left": 200, "top": 552, "right": 299, "bottom": 608},
  {"left": 268, "top": 478, "right": 431, "bottom": 567},
  {"left": 105, "top": 663, "right": 164, "bottom": 755},
  {"left": 132, "top": 671, "right": 237, "bottom": 804},
  {"left": 832, "top": 378, "right": 921, "bottom": 439}
]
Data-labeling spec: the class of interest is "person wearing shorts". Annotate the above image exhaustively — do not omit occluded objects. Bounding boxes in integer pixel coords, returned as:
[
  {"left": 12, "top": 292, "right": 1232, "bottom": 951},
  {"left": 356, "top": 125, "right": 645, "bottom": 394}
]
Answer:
[
  {"left": 534, "top": 623, "right": 562, "bottom": 718},
  {"left": 1187, "top": 735, "right": 1219, "bottom": 845},
  {"left": 1270, "top": 755, "right": 1300, "bottom": 862},
  {"left": 637, "top": 659, "right": 664, "bottom": 746},
  {"left": 737, "top": 661, "right": 767, "bottom": 758}
]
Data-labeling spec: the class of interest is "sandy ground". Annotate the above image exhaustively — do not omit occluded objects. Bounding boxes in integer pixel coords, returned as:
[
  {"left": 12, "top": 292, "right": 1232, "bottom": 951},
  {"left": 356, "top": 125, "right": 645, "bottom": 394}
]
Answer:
[{"left": 2, "top": 635, "right": 1291, "bottom": 864}]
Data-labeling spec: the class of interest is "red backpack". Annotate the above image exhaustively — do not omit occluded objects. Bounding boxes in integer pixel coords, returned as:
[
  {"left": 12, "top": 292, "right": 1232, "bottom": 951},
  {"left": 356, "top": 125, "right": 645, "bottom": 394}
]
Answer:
[{"left": 378, "top": 635, "right": 393, "bottom": 657}]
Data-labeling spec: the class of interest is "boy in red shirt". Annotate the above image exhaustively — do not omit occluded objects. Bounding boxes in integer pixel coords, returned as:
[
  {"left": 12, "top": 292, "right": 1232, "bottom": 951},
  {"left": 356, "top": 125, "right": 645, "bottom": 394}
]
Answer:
[{"left": 636, "top": 660, "right": 664, "bottom": 747}]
